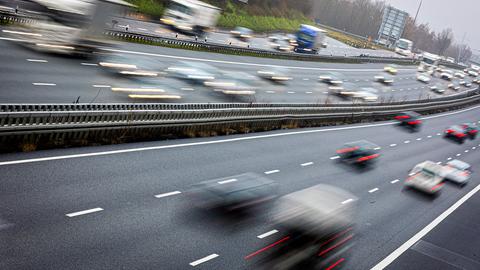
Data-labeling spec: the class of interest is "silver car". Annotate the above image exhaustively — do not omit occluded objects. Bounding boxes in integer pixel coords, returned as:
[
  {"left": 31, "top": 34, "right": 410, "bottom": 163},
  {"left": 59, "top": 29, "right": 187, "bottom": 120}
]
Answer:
[{"left": 442, "top": 159, "right": 471, "bottom": 186}]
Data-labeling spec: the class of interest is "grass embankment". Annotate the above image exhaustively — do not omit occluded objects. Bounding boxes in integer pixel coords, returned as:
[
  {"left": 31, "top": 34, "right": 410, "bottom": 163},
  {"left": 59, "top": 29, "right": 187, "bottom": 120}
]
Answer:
[{"left": 126, "top": 0, "right": 384, "bottom": 50}]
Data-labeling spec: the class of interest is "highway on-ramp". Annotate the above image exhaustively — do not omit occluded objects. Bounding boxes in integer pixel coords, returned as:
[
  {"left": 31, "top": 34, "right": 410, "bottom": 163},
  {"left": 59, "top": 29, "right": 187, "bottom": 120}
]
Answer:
[{"left": 1, "top": 104, "right": 480, "bottom": 269}]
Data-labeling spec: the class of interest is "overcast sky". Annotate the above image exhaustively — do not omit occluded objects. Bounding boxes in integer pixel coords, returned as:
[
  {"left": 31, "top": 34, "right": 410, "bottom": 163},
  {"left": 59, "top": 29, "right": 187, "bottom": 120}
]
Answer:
[{"left": 381, "top": 0, "right": 479, "bottom": 51}]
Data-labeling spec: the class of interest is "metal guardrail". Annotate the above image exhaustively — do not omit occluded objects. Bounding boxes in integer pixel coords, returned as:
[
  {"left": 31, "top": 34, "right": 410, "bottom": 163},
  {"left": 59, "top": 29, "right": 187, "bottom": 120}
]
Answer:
[{"left": 0, "top": 10, "right": 416, "bottom": 65}]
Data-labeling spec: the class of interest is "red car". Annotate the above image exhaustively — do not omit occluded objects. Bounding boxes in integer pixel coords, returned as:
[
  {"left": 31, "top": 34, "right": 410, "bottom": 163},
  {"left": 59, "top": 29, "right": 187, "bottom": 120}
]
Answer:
[
  {"left": 394, "top": 111, "right": 422, "bottom": 130},
  {"left": 461, "top": 123, "right": 478, "bottom": 139},
  {"left": 444, "top": 125, "right": 468, "bottom": 143}
]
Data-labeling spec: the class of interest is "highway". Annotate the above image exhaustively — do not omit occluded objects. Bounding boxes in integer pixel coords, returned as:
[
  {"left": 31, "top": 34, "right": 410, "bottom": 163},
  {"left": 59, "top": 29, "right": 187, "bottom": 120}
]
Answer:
[
  {"left": 1, "top": 104, "right": 479, "bottom": 269},
  {"left": 0, "top": 36, "right": 470, "bottom": 104}
]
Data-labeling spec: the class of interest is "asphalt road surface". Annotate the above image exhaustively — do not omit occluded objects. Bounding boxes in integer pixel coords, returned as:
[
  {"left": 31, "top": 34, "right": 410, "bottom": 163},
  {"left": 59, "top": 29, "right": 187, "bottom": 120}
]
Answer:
[
  {"left": 0, "top": 35, "right": 471, "bottom": 104},
  {"left": 1, "top": 104, "right": 480, "bottom": 269}
]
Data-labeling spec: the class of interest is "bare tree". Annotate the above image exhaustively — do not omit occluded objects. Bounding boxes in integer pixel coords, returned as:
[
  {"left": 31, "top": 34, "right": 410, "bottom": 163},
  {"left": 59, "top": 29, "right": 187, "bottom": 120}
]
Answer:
[{"left": 435, "top": 28, "right": 453, "bottom": 55}]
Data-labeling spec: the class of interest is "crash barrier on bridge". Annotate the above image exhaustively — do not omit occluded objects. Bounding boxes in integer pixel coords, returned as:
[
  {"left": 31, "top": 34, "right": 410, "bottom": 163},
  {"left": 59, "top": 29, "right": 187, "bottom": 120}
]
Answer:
[
  {"left": 0, "top": 10, "right": 416, "bottom": 65},
  {"left": 0, "top": 88, "right": 479, "bottom": 152}
]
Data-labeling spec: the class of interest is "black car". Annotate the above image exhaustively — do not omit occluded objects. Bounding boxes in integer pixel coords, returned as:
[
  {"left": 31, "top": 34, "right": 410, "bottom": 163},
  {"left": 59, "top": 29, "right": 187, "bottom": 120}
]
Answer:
[
  {"left": 394, "top": 111, "right": 422, "bottom": 130},
  {"left": 336, "top": 140, "right": 380, "bottom": 165}
]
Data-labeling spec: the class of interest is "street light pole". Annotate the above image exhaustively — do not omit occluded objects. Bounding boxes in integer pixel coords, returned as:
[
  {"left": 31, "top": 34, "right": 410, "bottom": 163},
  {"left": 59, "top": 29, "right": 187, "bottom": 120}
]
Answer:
[{"left": 413, "top": 0, "right": 423, "bottom": 25}]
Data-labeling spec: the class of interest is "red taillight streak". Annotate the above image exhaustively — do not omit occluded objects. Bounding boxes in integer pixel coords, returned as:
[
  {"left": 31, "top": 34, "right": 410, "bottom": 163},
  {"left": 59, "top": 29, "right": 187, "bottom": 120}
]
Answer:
[
  {"left": 445, "top": 129, "right": 454, "bottom": 133},
  {"left": 395, "top": 115, "right": 410, "bottom": 120},
  {"left": 469, "top": 130, "right": 478, "bottom": 134},
  {"left": 336, "top": 146, "right": 359, "bottom": 154},
  {"left": 407, "top": 120, "right": 419, "bottom": 125},
  {"left": 318, "top": 227, "right": 353, "bottom": 249},
  {"left": 318, "top": 234, "right": 353, "bottom": 257},
  {"left": 325, "top": 258, "right": 345, "bottom": 270},
  {"left": 357, "top": 154, "right": 380, "bottom": 162},
  {"left": 455, "top": 133, "right": 466, "bottom": 138},
  {"left": 431, "top": 183, "right": 444, "bottom": 191},
  {"left": 244, "top": 236, "right": 290, "bottom": 260}
]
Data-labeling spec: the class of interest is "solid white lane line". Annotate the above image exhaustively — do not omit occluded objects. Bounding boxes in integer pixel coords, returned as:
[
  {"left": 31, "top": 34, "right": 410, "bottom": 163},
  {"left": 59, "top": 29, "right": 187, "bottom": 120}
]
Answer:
[
  {"left": 257, "top": 229, "right": 279, "bottom": 239},
  {"left": 32, "top": 83, "right": 56, "bottom": 86},
  {"left": 66, "top": 207, "right": 103, "bottom": 217},
  {"left": 81, "top": 63, "right": 98, "bottom": 66},
  {"left": 330, "top": 156, "right": 340, "bottom": 160},
  {"left": 189, "top": 254, "right": 219, "bottom": 266},
  {"left": 390, "top": 179, "right": 400, "bottom": 184},
  {"left": 2, "top": 105, "right": 480, "bottom": 167},
  {"left": 106, "top": 48, "right": 406, "bottom": 72},
  {"left": 92, "top": 85, "right": 111, "bottom": 88},
  {"left": 27, "top": 59, "right": 47, "bottom": 63},
  {"left": 154, "top": 191, "right": 181, "bottom": 198},
  {"left": 390, "top": 144, "right": 397, "bottom": 147},
  {"left": 341, "top": 198, "right": 354, "bottom": 205},
  {"left": 218, "top": 179, "right": 237, "bottom": 184},
  {"left": 264, "top": 170, "right": 279, "bottom": 175},
  {"left": 369, "top": 188, "right": 379, "bottom": 193},
  {"left": 404, "top": 140, "right": 410, "bottom": 144},
  {"left": 371, "top": 184, "right": 480, "bottom": 270},
  {"left": 301, "top": 162, "right": 314, "bottom": 167}
]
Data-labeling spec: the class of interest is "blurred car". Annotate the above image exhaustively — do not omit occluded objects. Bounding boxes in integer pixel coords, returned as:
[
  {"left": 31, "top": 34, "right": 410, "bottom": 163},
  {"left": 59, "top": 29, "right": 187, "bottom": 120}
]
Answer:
[
  {"left": 167, "top": 61, "right": 218, "bottom": 84},
  {"left": 271, "top": 38, "right": 293, "bottom": 52},
  {"left": 444, "top": 125, "right": 468, "bottom": 143},
  {"left": 394, "top": 111, "right": 422, "bottom": 130},
  {"left": 374, "top": 73, "right": 394, "bottom": 84},
  {"left": 473, "top": 78, "right": 480, "bottom": 84},
  {"left": 99, "top": 54, "right": 164, "bottom": 78},
  {"left": 353, "top": 87, "right": 379, "bottom": 102},
  {"left": 285, "top": 33, "right": 297, "bottom": 46},
  {"left": 416, "top": 73, "right": 431, "bottom": 83},
  {"left": 467, "top": 69, "right": 478, "bottom": 77},
  {"left": 440, "top": 70, "right": 454, "bottom": 80},
  {"left": 204, "top": 71, "right": 257, "bottom": 95},
  {"left": 455, "top": 71, "right": 466, "bottom": 79},
  {"left": 230, "top": 27, "right": 253, "bottom": 41},
  {"left": 384, "top": 65, "right": 398, "bottom": 75},
  {"left": 110, "top": 82, "right": 182, "bottom": 100},
  {"left": 336, "top": 140, "right": 380, "bottom": 165},
  {"left": 266, "top": 184, "right": 357, "bottom": 269},
  {"left": 430, "top": 83, "right": 446, "bottom": 94},
  {"left": 460, "top": 79, "right": 472, "bottom": 87},
  {"left": 461, "top": 123, "right": 478, "bottom": 139},
  {"left": 257, "top": 67, "right": 292, "bottom": 83},
  {"left": 328, "top": 82, "right": 359, "bottom": 99},
  {"left": 404, "top": 160, "right": 444, "bottom": 195},
  {"left": 448, "top": 81, "right": 461, "bottom": 91},
  {"left": 442, "top": 159, "right": 471, "bottom": 186},
  {"left": 319, "top": 72, "right": 345, "bottom": 85},
  {"left": 189, "top": 173, "right": 278, "bottom": 211}
]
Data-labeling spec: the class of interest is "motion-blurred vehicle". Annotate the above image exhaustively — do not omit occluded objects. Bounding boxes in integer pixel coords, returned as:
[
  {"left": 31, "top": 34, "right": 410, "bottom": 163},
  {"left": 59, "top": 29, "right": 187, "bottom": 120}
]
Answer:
[
  {"left": 3, "top": 0, "right": 134, "bottom": 57},
  {"left": 167, "top": 61, "right": 218, "bottom": 84},
  {"left": 394, "top": 111, "right": 422, "bottom": 131},
  {"left": 294, "top": 24, "right": 327, "bottom": 54},
  {"left": 328, "top": 82, "right": 358, "bottom": 98},
  {"left": 384, "top": 65, "right": 398, "bottom": 75},
  {"left": 319, "top": 72, "right": 345, "bottom": 85},
  {"left": 263, "top": 184, "right": 357, "bottom": 269},
  {"left": 455, "top": 71, "right": 466, "bottom": 79},
  {"left": 460, "top": 79, "right": 472, "bottom": 87},
  {"left": 430, "top": 83, "right": 446, "bottom": 94},
  {"left": 444, "top": 125, "right": 468, "bottom": 143},
  {"left": 394, "top": 38, "right": 413, "bottom": 57},
  {"left": 160, "top": 0, "right": 221, "bottom": 36},
  {"left": 230, "top": 26, "right": 253, "bottom": 41},
  {"left": 416, "top": 73, "right": 431, "bottom": 83},
  {"left": 418, "top": 52, "right": 440, "bottom": 74},
  {"left": 461, "top": 123, "right": 478, "bottom": 139},
  {"left": 404, "top": 161, "right": 444, "bottom": 195},
  {"left": 271, "top": 38, "right": 293, "bottom": 52},
  {"left": 336, "top": 140, "right": 380, "bottom": 165},
  {"left": 204, "top": 71, "right": 257, "bottom": 95},
  {"left": 189, "top": 173, "right": 278, "bottom": 211},
  {"left": 442, "top": 159, "right": 471, "bottom": 186},
  {"left": 440, "top": 70, "right": 454, "bottom": 80},
  {"left": 353, "top": 87, "right": 379, "bottom": 102},
  {"left": 448, "top": 81, "right": 461, "bottom": 91},
  {"left": 257, "top": 67, "right": 292, "bottom": 83},
  {"left": 374, "top": 73, "right": 394, "bottom": 84},
  {"left": 99, "top": 54, "right": 164, "bottom": 78},
  {"left": 466, "top": 69, "right": 478, "bottom": 77},
  {"left": 473, "top": 78, "right": 480, "bottom": 84}
]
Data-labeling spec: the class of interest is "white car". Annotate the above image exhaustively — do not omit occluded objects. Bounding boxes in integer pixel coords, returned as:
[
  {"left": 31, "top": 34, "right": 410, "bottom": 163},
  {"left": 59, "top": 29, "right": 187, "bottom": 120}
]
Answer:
[
  {"left": 430, "top": 83, "right": 445, "bottom": 94},
  {"left": 416, "top": 73, "right": 431, "bottom": 83},
  {"left": 440, "top": 70, "right": 454, "bottom": 80},
  {"left": 374, "top": 74, "right": 394, "bottom": 84},
  {"left": 467, "top": 69, "right": 478, "bottom": 77},
  {"left": 441, "top": 160, "right": 471, "bottom": 186},
  {"left": 353, "top": 87, "right": 378, "bottom": 102},
  {"left": 404, "top": 161, "right": 445, "bottom": 195},
  {"left": 455, "top": 71, "right": 466, "bottom": 79},
  {"left": 257, "top": 67, "right": 292, "bottom": 82}
]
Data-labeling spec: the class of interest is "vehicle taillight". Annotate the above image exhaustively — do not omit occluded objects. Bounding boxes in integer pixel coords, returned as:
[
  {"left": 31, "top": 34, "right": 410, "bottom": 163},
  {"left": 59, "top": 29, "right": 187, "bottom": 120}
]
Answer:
[
  {"left": 357, "top": 154, "right": 380, "bottom": 162},
  {"left": 469, "top": 130, "right": 478, "bottom": 134},
  {"left": 395, "top": 115, "right": 409, "bottom": 120},
  {"left": 445, "top": 129, "right": 454, "bottom": 133},
  {"left": 431, "top": 183, "right": 444, "bottom": 191},
  {"left": 455, "top": 133, "right": 466, "bottom": 138},
  {"left": 408, "top": 120, "right": 420, "bottom": 125},
  {"left": 336, "top": 146, "right": 360, "bottom": 154}
]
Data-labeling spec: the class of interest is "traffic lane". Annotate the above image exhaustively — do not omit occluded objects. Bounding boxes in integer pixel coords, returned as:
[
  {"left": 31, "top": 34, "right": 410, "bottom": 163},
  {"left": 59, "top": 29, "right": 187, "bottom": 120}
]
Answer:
[
  {"left": 1, "top": 104, "right": 478, "bottom": 227},
  {"left": 1, "top": 122, "right": 479, "bottom": 270}
]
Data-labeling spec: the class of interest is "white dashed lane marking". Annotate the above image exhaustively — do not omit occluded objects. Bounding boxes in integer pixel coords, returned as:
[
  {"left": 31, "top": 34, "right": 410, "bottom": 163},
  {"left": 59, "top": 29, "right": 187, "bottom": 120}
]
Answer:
[
  {"left": 66, "top": 207, "right": 103, "bottom": 218},
  {"left": 391, "top": 179, "right": 400, "bottom": 184},
  {"left": 189, "top": 254, "right": 219, "bottom": 267},
  {"left": 27, "top": 59, "right": 47, "bottom": 63},
  {"left": 404, "top": 140, "right": 410, "bottom": 144},
  {"left": 32, "top": 83, "right": 56, "bottom": 86},
  {"left": 330, "top": 156, "right": 340, "bottom": 160},
  {"left": 81, "top": 63, "right": 98, "bottom": 66},
  {"left": 218, "top": 179, "right": 237, "bottom": 185},
  {"left": 341, "top": 198, "right": 354, "bottom": 204},
  {"left": 257, "top": 229, "right": 278, "bottom": 239},
  {"left": 154, "top": 191, "right": 182, "bottom": 198},
  {"left": 301, "top": 162, "right": 314, "bottom": 167},
  {"left": 369, "top": 188, "right": 379, "bottom": 193},
  {"left": 264, "top": 170, "right": 279, "bottom": 175}
]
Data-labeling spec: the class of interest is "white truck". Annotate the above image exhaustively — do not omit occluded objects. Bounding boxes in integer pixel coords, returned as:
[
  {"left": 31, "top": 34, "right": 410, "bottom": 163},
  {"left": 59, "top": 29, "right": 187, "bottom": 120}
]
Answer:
[
  {"left": 5, "top": 0, "right": 134, "bottom": 56},
  {"left": 395, "top": 38, "right": 413, "bottom": 57},
  {"left": 161, "top": 0, "right": 221, "bottom": 37},
  {"left": 418, "top": 52, "right": 440, "bottom": 75}
]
